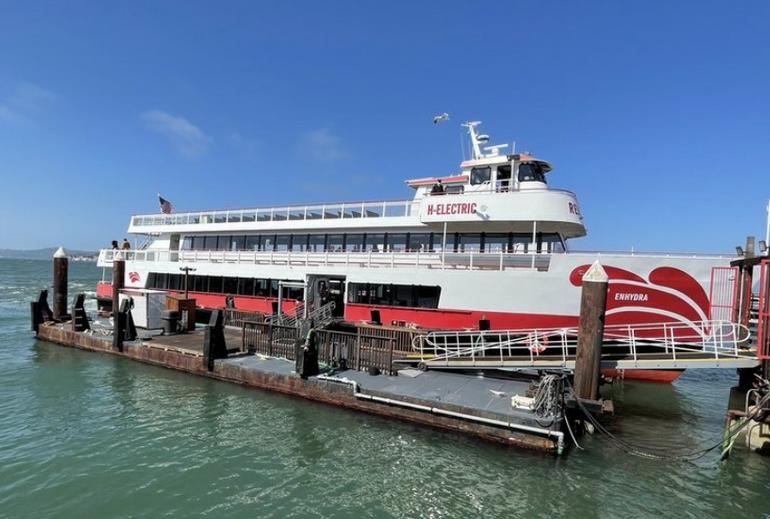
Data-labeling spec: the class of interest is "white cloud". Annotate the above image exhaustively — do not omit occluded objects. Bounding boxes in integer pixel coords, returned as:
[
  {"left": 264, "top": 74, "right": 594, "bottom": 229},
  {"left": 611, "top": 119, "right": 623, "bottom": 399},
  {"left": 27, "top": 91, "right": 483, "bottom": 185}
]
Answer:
[
  {"left": 297, "top": 127, "right": 350, "bottom": 162},
  {"left": 0, "top": 82, "right": 56, "bottom": 125},
  {"left": 141, "top": 109, "right": 211, "bottom": 158}
]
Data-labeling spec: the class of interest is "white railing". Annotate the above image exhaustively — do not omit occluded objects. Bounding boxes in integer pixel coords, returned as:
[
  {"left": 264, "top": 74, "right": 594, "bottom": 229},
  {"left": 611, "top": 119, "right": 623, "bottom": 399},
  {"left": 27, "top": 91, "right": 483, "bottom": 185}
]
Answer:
[
  {"left": 97, "top": 248, "right": 552, "bottom": 272},
  {"left": 412, "top": 320, "right": 755, "bottom": 368},
  {"left": 130, "top": 199, "right": 420, "bottom": 228}
]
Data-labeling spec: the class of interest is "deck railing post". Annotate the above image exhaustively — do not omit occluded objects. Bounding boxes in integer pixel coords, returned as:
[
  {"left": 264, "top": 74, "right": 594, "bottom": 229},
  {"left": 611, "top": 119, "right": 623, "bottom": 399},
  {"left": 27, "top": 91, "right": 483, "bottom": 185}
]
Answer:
[{"left": 574, "top": 261, "right": 608, "bottom": 401}]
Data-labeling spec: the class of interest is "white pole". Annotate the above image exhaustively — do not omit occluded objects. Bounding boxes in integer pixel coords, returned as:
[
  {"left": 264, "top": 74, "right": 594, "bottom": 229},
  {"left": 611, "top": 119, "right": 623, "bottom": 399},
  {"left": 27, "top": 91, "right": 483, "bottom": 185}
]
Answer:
[{"left": 441, "top": 221, "right": 448, "bottom": 266}]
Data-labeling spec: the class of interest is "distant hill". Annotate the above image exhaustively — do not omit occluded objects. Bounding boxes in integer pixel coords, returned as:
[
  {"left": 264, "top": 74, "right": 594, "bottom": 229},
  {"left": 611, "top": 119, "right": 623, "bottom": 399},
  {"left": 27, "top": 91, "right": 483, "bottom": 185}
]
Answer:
[{"left": 0, "top": 248, "right": 98, "bottom": 260}]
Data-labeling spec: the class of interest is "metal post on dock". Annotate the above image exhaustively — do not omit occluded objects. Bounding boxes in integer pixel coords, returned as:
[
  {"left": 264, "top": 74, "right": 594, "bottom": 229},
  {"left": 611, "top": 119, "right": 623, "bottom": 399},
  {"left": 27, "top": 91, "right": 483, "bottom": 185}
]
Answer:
[
  {"left": 574, "top": 260, "right": 608, "bottom": 401},
  {"left": 52, "top": 247, "right": 69, "bottom": 321}
]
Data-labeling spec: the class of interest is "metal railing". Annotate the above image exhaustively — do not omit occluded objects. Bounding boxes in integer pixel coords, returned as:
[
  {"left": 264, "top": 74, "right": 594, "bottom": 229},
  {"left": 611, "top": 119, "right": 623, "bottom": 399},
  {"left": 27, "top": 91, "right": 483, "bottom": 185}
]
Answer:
[
  {"left": 97, "top": 248, "right": 552, "bottom": 272},
  {"left": 130, "top": 199, "right": 420, "bottom": 228},
  {"left": 241, "top": 322, "right": 398, "bottom": 374},
  {"left": 412, "top": 320, "right": 755, "bottom": 369}
]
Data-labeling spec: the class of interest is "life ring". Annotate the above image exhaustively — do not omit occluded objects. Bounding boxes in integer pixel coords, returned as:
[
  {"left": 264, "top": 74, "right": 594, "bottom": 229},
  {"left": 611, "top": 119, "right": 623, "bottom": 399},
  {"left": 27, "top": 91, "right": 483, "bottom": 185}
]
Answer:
[{"left": 528, "top": 332, "right": 548, "bottom": 354}]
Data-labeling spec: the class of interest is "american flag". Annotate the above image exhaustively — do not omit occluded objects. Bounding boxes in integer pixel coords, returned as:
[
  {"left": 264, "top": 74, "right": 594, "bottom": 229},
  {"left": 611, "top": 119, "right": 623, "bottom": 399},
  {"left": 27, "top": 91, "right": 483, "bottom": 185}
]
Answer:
[{"left": 158, "top": 194, "right": 174, "bottom": 214}]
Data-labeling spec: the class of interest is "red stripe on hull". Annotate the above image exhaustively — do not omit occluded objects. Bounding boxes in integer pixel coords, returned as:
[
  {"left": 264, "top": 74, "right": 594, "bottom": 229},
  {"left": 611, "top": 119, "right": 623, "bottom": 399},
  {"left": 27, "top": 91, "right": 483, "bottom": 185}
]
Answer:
[{"left": 344, "top": 303, "right": 577, "bottom": 330}]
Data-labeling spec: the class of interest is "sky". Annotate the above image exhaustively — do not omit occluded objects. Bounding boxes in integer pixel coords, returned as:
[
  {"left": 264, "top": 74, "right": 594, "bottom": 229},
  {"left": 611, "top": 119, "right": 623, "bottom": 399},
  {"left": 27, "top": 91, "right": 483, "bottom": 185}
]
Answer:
[{"left": 0, "top": 0, "right": 769, "bottom": 253}]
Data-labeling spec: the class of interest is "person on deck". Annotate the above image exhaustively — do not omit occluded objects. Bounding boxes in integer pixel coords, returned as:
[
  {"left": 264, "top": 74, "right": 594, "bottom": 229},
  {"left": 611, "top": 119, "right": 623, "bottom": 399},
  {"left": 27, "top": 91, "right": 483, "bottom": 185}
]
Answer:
[
  {"left": 111, "top": 240, "right": 119, "bottom": 250},
  {"left": 430, "top": 179, "right": 445, "bottom": 195},
  {"left": 121, "top": 239, "right": 131, "bottom": 250}
]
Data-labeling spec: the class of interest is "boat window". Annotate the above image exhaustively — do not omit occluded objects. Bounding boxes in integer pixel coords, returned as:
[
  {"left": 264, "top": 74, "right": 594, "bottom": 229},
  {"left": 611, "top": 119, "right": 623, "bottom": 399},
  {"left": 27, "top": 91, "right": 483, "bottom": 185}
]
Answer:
[
  {"left": 325, "top": 206, "right": 342, "bottom": 219},
  {"left": 272, "top": 209, "right": 288, "bottom": 221},
  {"left": 257, "top": 209, "right": 272, "bottom": 222},
  {"left": 242, "top": 211, "right": 256, "bottom": 223},
  {"left": 291, "top": 234, "right": 308, "bottom": 251},
  {"left": 255, "top": 279, "right": 271, "bottom": 297},
  {"left": 230, "top": 236, "right": 246, "bottom": 251},
  {"left": 345, "top": 234, "right": 364, "bottom": 252},
  {"left": 308, "top": 234, "right": 325, "bottom": 252},
  {"left": 496, "top": 165, "right": 512, "bottom": 191},
  {"left": 168, "top": 274, "right": 181, "bottom": 291},
  {"left": 408, "top": 233, "right": 431, "bottom": 252},
  {"left": 348, "top": 283, "right": 441, "bottom": 308},
  {"left": 470, "top": 166, "right": 491, "bottom": 185},
  {"left": 214, "top": 213, "right": 227, "bottom": 224},
  {"left": 512, "top": 233, "right": 532, "bottom": 253},
  {"left": 343, "top": 206, "right": 361, "bottom": 219},
  {"left": 203, "top": 236, "right": 218, "bottom": 251},
  {"left": 484, "top": 233, "right": 509, "bottom": 253},
  {"left": 388, "top": 233, "right": 407, "bottom": 252},
  {"left": 194, "top": 275, "right": 208, "bottom": 292},
  {"left": 223, "top": 277, "right": 238, "bottom": 294},
  {"left": 275, "top": 235, "right": 291, "bottom": 252},
  {"left": 364, "top": 203, "right": 383, "bottom": 218},
  {"left": 445, "top": 184, "right": 464, "bottom": 195},
  {"left": 227, "top": 212, "right": 242, "bottom": 223},
  {"left": 245, "top": 235, "right": 261, "bottom": 251},
  {"left": 209, "top": 277, "right": 223, "bottom": 293},
  {"left": 238, "top": 278, "right": 255, "bottom": 296},
  {"left": 539, "top": 233, "right": 564, "bottom": 253},
  {"left": 306, "top": 207, "right": 323, "bottom": 220},
  {"left": 457, "top": 233, "right": 481, "bottom": 252},
  {"left": 216, "top": 236, "right": 231, "bottom": 251},
  {"left": 181, "top": 237, "right": 193, "bottom": 250},
  {"left": 262, "top": 235, "right": 275, "bottom": 252},
  {"left": 518, "top": 163, "right": 547, "bottom": 183},
  {"left": 289, "top": 209, "right": 305, "bottom": 221},
  {"left": 364, "top": 233, "right": 385, "bottom": 252},
  {"left": 327, "top": 234, "right": 344, "bottom": 252}
]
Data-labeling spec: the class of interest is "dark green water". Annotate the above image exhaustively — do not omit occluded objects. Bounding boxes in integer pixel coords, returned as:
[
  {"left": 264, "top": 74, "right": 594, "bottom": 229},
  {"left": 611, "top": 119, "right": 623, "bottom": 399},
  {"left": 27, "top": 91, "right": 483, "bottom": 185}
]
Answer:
[{"left": 0, "top": 258, "right": 768, "bottom": 518}]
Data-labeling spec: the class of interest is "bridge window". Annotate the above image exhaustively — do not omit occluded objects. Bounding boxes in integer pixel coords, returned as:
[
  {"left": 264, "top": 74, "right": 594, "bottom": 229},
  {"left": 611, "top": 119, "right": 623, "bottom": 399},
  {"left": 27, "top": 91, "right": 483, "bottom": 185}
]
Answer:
[
  {"left": 518, "top": 163, "right": 547, "bottom": 183},
  {"left": 470, "top": 166, "right": 491, "bottom": 185}
]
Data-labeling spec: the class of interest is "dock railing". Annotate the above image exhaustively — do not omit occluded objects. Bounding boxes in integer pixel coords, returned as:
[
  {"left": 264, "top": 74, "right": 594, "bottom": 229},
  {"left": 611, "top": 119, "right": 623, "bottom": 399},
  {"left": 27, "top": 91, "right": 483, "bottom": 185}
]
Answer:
[
  {"left": 411, "top": 320, "right": 756, "bottom": 369},
  {"left": 242, "top": 322, "right": 398, "bottom": 374}
]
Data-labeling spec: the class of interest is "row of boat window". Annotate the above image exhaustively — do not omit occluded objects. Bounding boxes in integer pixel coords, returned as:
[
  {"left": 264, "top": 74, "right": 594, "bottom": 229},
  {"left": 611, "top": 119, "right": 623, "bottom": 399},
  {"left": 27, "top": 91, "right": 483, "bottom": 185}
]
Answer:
[
  {"left": 146, "top": 273, "right": 304, "bottom": 299},
  {"left": 347, "top": 283, "right": 441, "bottom": 309},
  {"left": 180, "top": 232, "right": 565, "bottom": 253},
  {"left": 145, "top": 273, "right": 442, "bottom": 309}
]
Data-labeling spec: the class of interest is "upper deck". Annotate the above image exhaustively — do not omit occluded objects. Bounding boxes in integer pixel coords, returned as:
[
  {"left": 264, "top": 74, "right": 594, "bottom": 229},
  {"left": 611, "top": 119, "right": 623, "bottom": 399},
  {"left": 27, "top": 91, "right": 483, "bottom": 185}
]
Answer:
[{"left": 127, "top": 121, "right": 586, "bottom": 238}]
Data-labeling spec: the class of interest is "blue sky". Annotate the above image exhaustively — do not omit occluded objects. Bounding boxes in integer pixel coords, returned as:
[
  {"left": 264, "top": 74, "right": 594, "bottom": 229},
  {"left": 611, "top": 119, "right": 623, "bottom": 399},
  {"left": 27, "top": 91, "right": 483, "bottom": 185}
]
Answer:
[{"left": 0, "top": 1, "right": 768, "bottom": 252}]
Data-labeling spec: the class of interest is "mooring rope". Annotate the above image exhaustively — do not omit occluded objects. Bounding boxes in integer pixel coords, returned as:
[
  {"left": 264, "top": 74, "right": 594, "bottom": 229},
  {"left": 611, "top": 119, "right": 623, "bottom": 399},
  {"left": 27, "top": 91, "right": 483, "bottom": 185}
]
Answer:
[{"left": 565, "top": 378, "right": 770, "bottom": 461}]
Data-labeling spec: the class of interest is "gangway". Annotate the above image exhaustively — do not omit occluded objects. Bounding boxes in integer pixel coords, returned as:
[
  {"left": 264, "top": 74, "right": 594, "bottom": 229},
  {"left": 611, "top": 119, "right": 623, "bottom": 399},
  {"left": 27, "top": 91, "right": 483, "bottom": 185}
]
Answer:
[{"left": 406, "top": 320, "right": 758, "bottom": 371}]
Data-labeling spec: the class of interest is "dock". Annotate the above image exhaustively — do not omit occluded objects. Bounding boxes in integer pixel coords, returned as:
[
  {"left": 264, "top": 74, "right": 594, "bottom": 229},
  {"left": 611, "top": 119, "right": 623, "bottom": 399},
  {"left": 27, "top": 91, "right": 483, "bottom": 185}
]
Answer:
[{"left": 35, "top": 320, "right": 565, "bottom": 453}]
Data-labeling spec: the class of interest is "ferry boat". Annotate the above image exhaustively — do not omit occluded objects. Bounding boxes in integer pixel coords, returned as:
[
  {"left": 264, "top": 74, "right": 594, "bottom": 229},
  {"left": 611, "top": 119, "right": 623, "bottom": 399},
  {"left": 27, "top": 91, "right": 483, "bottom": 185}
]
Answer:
[{"left": 96, "top": 121, "right": 737, "bottom": 381}]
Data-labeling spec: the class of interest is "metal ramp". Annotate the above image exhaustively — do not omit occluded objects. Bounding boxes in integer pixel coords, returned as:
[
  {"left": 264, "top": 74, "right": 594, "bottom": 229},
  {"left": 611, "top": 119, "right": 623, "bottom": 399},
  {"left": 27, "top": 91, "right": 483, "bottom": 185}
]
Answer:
[
  {"left": 407, "top": 320, "right": 759, "bottom": 371},
  {"left": 265, "top": 301, "right": 337, "bottom": 329}
]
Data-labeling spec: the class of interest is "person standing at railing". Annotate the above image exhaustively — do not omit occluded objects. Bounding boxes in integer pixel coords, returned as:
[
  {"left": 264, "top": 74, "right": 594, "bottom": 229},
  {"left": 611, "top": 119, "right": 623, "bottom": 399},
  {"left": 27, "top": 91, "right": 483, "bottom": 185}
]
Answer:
[
  {"left": 111, "top": 240, "right": 119, "bottom": 250},
  {"left": 430, "top": 179, "right": 445, "bottom": 195},
  {"left": 121, "top": 238, "right": 131, "bottom": 250}
]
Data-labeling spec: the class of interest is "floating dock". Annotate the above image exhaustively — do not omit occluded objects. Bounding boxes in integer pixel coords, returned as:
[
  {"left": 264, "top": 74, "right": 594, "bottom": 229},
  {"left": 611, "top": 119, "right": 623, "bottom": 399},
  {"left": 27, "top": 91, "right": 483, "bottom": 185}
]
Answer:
[{"left": 35, "top": 320, "right": 565, "bottom": 453}]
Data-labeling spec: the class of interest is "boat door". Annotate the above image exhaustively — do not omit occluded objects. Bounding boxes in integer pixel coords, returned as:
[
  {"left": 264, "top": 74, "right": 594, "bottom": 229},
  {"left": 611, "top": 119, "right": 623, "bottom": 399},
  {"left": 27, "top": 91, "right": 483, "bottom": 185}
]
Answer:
[{"left": 307, "top": 275, "right": 346, "bottom": 318}]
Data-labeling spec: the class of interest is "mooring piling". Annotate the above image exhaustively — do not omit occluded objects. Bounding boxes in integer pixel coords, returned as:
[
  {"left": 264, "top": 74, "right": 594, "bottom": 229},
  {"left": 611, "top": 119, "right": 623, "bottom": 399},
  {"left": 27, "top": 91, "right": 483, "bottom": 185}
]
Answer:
[
  {"left": 574, "top": 260, "right": 609, "bottom": 401},
  {"left": 112, "top": 257, "right": 125, "bottom": 316},
  {"left": 52, "top": 247, "right": 69, "bottom": 321}
]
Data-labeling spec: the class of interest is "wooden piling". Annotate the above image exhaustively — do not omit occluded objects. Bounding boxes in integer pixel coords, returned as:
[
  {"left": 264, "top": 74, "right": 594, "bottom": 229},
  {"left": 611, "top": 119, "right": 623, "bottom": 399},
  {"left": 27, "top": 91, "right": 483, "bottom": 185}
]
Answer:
[
  {"left": 112, "top": 259, "right": 125, "bottom": 351},
  {"left": 112, "top": 258, "right": 125, "bottom": 316},
  {"left": 574, "top": 261, "right": 609, "bottom": 401},
  {"left": 52, "top": 247, "right": 69, "bottom": 321}
]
